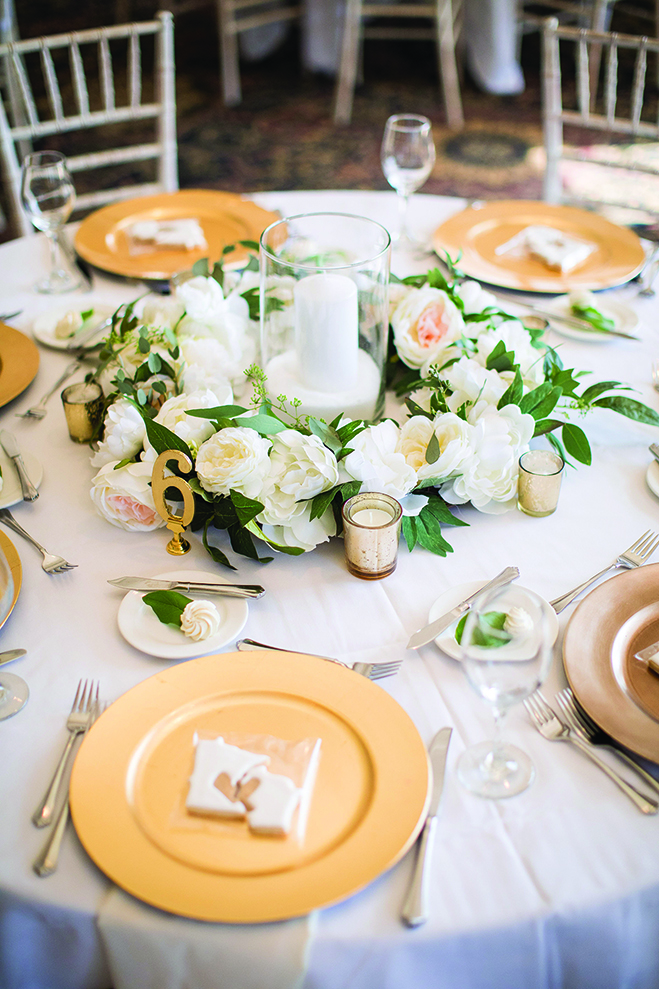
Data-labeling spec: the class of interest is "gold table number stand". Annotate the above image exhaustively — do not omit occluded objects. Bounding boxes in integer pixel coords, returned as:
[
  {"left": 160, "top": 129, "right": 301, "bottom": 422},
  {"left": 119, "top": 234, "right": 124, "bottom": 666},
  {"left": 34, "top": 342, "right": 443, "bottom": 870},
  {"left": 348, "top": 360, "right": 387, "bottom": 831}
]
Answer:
[{"left": 151, "top": 450, "right": 195, "bottom": 555}]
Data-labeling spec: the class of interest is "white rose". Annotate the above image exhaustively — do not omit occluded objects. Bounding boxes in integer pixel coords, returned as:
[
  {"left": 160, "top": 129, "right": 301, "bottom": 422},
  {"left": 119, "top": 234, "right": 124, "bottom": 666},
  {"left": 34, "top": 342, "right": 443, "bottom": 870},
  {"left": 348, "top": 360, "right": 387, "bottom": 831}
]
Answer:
[
  {"left": 454, "top": 279, "right": 498, "bottom": 315},
  {"left": 175, "top": 276, "right": 226, "bottom": 322},
  {"left": 398, "top": 413, "right": 473, "bottom": 483},
  {"left": 258, "top": 502, "right": 336, "bottom": 553},
  {"left": 180, "top": 600, "right": 221, "bottom": 641},
  {"left": 391, "top": 285, "right": 464, "bottom": 369},
  {"left": 343, "top": 420, "right": 417, "bottom": 500},
  {"left": 91, "top": 398, "right": 146, "bottom": 468},
  {"left": 195, "top": 427, "right": 271, "bottom": 500},
  {"left": 259, "top": 430, "right": 339, "bottom": 521},
  {"left": 178, "top": 336, "right": 234, "bottom": 404},
  {"left": 154, "top": 389, "right": 220, "bottom": 455},
  {"left": 141, "top": 296, "right": 185, "bottom": 330},
  {"left": 474, "top": 319, "right": 544, "bottom": 389},
  {"left": 440, "top": 404, "right": 534, "bottom": 514},
  {"left": 440, "top": 356, "right": 509, "bottom": 423},
  {"left": 90, "top": 461, "right": 166, "bottom": 532}
]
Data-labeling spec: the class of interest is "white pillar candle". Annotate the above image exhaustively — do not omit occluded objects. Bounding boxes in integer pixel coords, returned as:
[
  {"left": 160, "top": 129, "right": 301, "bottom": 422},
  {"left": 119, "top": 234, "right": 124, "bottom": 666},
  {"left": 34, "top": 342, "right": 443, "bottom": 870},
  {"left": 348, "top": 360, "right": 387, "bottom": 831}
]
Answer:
[
  {"left": 295, "top": 273, "right": 358, "bottom": 392},
  {"left": 351, "top": 508, "right": 394, "bottom": 527}
]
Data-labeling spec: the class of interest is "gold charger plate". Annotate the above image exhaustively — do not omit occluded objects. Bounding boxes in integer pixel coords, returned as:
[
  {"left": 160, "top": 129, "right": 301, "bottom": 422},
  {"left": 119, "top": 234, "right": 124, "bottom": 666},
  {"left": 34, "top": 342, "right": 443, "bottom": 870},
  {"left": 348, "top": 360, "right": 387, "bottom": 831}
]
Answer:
[
  {"left": 0, "top": 323, "right": 39, "bottom": 408},
  {"left": 70, "top": 651, "right": 431, "bottom": 922},
  {"left": 0, "top": 530, "right": 21, "bottom": 629},
  {"left": 563, "top": 564, "right": 659, "bottom": 761},
  {"left": 432, "top": 201, "right": 645, "bottom": 293},
  {"left": 74, "top": 190, "right": 280, "bottom": 280}
]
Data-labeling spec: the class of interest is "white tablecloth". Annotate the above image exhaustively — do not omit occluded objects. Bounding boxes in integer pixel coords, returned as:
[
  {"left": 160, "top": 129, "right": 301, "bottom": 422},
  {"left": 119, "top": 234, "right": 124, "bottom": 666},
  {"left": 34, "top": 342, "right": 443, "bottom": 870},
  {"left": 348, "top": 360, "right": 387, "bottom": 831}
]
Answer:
[{"left": 1, "top": 190, "right": 659, "bottom": 989}]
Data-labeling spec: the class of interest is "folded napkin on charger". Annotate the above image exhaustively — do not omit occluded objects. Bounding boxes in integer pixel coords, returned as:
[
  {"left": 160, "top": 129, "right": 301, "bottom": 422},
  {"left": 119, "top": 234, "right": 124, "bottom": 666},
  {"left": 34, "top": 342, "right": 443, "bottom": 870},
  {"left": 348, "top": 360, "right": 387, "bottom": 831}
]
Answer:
[{"left": 98, "top": 886, "right": 317, "bottom": 989}]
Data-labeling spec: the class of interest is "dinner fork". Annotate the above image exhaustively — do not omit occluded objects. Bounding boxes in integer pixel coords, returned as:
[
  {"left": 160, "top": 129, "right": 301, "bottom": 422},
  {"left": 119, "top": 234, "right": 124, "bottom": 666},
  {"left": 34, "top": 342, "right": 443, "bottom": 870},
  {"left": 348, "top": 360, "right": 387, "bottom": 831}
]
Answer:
[
  {"left": 32, "top": 680, "right": 99, "bottom": 828},
  {"left": 236, "top": 638, "right": 403, "bottom": 681},
  {"left": 555, "top": 687, "right": 659, "bottom": 796},
  {"left": 550, "top": 530, "right": 659, "bottom": 614},
  {"left": 0, "top": 509, "right": 77, "bottom": 574},
  {"left": 16, "top": 360, "right": 81, "bottom": 420},
  {"left": 524, "top": 692, "right": 658, "bottom": 814}
]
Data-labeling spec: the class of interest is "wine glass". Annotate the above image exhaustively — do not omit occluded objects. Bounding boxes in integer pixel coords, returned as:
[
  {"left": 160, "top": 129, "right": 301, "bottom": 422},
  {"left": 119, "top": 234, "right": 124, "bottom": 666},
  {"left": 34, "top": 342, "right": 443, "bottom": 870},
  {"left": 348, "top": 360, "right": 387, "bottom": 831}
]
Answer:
[
  {"left": 456, "top": 584, "right": 553, "bottom": 799},
  {"left": 20, "top": 150, "right": 81, "bottom": 294},
  {"left": 381, "top": 114, "right": 436, "bottom": 247},
  {"left": 0, "top": 550, "right": 28, "bottom": 721}
]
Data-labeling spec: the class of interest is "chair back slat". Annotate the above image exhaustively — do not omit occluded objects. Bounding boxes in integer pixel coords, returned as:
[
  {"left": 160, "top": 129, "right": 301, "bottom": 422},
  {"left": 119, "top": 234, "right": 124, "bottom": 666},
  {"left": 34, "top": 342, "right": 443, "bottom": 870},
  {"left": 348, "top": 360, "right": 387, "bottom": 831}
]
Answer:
[
  {"left": 128, "top": 30, "right": 141, "bottom": 108},
  {"left": 631, "top": 37, "right": 648, "bottom": 133},
  {"left": 604, "top": 36, "right": 617, "bottom": 126},
  {"left": 68, "top": 37, "right": 90, "bottom": 116},
  {"left": 40, "top": 42, "right": 64, "bottom": 122},
  {"left": 577, "top": 32, "right": 590, "bottom": 119},
  {"left": 8, "top": 45, "right": 38, "bottom": 126},
  {"left": 98, "top": 37, "right": 115, "bottom": 111}
]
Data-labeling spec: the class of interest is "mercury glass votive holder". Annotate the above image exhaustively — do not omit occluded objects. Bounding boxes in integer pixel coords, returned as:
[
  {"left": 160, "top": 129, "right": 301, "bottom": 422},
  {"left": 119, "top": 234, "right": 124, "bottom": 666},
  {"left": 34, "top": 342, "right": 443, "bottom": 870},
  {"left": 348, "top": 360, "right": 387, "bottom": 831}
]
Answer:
[
  {"left": 342, "top": 493, "right": 403, "bottom": 580},
  {"left": 61, "top": 381, "right": 103, "bottom": 443},
  {"left": 517, "top": 450, "right": 565, "bottom": 517}
]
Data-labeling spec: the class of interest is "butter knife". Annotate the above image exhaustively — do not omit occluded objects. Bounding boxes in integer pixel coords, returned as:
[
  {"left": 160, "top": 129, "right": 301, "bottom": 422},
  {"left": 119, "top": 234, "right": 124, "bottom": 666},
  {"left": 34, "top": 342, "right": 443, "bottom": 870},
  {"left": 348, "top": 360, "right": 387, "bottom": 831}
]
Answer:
[
  {"left": 108, "top": 576, "right": 265, "bottom": 598},
  {"left": 401, "top": 726, "right": 452, "bottom": 927},
  {"left": 407, "top": 566, "right": 520, "bottom": 650},
  {"left": 0, "top": 648, "right": 26, "bottom": 666},
  {"left": 0, "top": 431, "right": 39, "bottom": 502}
]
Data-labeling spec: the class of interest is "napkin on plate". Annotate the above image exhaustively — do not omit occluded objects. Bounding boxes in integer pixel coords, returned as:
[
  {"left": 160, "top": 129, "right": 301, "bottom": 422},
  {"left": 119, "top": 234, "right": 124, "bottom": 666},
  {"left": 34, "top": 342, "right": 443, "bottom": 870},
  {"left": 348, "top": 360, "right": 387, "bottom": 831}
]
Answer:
[{"left": 98, "top": 886, "right": 316, "bottom": 989}]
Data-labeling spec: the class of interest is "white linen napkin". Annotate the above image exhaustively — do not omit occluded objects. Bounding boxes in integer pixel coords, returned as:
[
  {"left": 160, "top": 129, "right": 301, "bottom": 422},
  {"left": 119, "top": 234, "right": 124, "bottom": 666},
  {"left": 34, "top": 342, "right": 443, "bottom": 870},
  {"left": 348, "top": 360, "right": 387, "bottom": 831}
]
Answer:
[{"left": 98, "top": 886, "right": 316, "bottom": 989}]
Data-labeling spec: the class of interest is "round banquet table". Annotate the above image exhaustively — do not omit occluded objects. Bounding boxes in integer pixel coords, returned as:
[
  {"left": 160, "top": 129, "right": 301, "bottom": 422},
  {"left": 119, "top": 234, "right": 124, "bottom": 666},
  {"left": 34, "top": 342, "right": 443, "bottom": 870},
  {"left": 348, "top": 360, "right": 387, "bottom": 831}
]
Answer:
[{"left": 1, "top": 190, "right": 659, "bottom": 989}]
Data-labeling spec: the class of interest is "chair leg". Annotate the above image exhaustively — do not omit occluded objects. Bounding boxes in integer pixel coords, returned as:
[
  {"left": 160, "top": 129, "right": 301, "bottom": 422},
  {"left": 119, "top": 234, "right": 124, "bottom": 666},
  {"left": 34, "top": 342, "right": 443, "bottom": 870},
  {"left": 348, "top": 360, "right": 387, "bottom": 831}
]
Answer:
[
  {"left": 588, "top": 0, "right": 614, "bottom": 109},
  {"left": 435, "top": 0, "right": 464, "bottom": 130},
  {"left": 217, "top": 0, "right": 242, "bottom": 106},
  {"left": 333, "top": 0, "right": 362, "bottom": 126}
]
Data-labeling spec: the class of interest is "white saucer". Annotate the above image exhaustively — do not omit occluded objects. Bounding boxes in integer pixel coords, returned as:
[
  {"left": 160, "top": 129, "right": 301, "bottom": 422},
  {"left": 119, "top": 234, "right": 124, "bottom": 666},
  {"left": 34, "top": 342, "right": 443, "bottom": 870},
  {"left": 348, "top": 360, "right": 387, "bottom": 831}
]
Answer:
[
  {"left": 543, "top": 296, "right": 638, "bottom": 343},
  {"left": 427, "top": 580, "right": 559, "bottom": 661},
  {"left": 646, "top": 460, "right": 659, "bottom": 500},
  {"left": 117, "top": 569, "right": 249, "bottom": 659},
  {"left": 0, "top": 450, "right": 43, "bottom": 508},
  {"left": 32, "top": 303, "right": 115, "bottom": 351}
]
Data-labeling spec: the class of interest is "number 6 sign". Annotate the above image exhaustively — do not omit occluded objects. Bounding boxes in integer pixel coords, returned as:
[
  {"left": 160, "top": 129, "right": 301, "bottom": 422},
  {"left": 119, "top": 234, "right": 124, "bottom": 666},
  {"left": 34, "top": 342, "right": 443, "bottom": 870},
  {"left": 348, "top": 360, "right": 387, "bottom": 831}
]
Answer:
[{"left": 151, "top": 450, "right": 195, "bottom": 555}]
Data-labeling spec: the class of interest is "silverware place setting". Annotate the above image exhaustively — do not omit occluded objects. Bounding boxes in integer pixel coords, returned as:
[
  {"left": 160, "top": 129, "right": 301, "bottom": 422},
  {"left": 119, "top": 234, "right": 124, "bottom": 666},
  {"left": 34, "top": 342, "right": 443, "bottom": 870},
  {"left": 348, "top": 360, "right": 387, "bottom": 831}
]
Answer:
[
  {"left": 236, "top": 638, "right": 403, "bottom": 681},
  {"left": 0, "top": 509, "right": 77, "bottom": 574},
  {"left": 16, "top": 360, "right": 82, "bottom": 421},
  {"left": 0, "top": 431, "right": 39, "bottom": 502},
  {"left": 109, "top": 576, "right": 265, "bottom": 598}
]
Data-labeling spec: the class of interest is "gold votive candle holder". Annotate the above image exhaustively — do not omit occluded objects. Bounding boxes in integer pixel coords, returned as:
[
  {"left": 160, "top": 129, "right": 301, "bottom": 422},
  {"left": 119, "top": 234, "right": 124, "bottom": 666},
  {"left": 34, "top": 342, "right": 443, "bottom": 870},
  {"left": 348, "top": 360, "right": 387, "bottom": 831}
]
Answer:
[
  {"left": 517, "top": 450, "right": 564, "bottom": 517},
  {"left": 61, "top": 381, "right": 103, "bottom": 443},
  {"left": 342, "top": 492, "right": 402, "bottom": 579}
]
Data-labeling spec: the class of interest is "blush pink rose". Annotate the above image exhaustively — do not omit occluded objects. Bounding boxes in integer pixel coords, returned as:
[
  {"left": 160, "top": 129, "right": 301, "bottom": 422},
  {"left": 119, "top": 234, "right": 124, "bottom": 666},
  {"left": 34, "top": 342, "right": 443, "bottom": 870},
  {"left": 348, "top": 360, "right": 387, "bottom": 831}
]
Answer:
[{"left": 416, "top": 301, "right": 453, "bottom": 347}]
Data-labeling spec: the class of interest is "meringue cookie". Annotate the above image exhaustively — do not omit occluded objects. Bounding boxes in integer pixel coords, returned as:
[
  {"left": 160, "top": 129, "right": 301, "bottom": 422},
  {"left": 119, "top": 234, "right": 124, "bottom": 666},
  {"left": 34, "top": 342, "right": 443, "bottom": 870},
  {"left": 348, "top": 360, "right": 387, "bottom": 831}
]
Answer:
[{"left": 180, "top": 599, "right": 221, "bottom": 641}]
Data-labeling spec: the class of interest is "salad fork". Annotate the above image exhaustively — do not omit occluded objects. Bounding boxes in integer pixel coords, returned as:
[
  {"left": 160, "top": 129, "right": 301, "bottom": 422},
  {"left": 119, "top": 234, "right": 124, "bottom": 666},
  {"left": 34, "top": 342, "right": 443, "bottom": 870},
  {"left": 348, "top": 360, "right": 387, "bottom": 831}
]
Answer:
[
  {"left": 16, "top": 360, "right": 81, "bottom": 420},
  {"left": 0, "top": 510, "right": 77, "bottom": 574},
  {"left": 236, "top": 638, "right": 402, "bottom": 681},
  {"left": 550, "top": 529, "right": 659, "bottom": 613},
  {"left": 524, "top": 692, "right": 658, "bottom": 814},
  {"left": 555, "top": 688, "right": 659, "bottom": 796},
  {"left": 32, "top": 680, "right": 99, "bottom": 827}
]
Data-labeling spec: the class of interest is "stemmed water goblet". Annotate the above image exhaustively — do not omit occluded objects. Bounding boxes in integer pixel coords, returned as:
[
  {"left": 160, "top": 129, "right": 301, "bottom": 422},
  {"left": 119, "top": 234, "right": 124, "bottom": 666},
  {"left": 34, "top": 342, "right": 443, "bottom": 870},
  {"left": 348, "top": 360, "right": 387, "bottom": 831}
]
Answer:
[
  {"left": 0, "top": 548, "right": 28, "bottom": 720},
  {"left": 456, "top": 583, "right": 553, "bottom": 799},
  {"left": 381, "top": 113, "right": 436, "bottom": 248},
  {"left": 20, "top": 150, "right": 81, "bottom": 294}
]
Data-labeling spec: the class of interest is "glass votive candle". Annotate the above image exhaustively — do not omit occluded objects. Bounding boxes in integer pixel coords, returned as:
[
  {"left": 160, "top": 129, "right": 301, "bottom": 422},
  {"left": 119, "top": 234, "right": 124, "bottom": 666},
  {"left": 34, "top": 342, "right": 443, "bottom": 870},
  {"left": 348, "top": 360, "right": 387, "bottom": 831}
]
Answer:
[
  {"left": 517, "top": 450, "right": 564, "bottom": 517},
  {"left": 342, "top": 493, "right": 403, "bottom": 579},
  {"left": 61, "top": 381, "right": 104, "bottom": 443}
]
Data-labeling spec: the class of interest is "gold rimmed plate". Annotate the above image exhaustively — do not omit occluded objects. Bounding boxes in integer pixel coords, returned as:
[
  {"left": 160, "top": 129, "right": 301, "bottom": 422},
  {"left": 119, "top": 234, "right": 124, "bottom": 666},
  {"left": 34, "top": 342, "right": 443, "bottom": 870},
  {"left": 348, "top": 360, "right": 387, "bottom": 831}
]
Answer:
[
  {"left": 0, "top": 530, "right": 22, "bottom": 629},
  {"left": 70, "top": 650, "right": 430, "bottom": 922},
  {"left": 563, "top": 564, "right": 659, "bottom": 761},
  {"left": 432, "top": 201, "right": 646, "bottom": 293},
  {"left": 74, "top": 190, "right": 280, "bottom": 281},
  {"left": 0, "top": 324, "right": 39, "bottom": 408}
]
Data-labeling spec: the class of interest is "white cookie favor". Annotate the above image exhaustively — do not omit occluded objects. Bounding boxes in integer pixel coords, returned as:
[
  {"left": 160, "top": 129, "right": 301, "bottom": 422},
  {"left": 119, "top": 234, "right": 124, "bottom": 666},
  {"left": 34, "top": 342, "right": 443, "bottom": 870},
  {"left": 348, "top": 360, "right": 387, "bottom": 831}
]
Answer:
[
  {"left": 186, "top": 735, "right": 269, "bottom": 818},
  {"left": 242, "top": 765, "right": 301, "bottom": 836}
]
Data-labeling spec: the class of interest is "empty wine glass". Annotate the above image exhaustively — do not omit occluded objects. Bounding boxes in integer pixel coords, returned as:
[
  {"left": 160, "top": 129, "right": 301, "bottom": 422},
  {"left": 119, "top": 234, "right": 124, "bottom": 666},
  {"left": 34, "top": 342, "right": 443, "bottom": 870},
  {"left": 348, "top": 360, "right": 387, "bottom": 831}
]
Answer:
[
  {"left": 0, "top": 549, "right": 27, "bottom": 721},
  {"left": 457, "top": 584, "right": 553, "bottom": 799},
  {"left": 381, "top": 114, "right": 436, "bottom": 247},
  {"left": 20, "top": 150, "right": 81, "bottom": 294}
]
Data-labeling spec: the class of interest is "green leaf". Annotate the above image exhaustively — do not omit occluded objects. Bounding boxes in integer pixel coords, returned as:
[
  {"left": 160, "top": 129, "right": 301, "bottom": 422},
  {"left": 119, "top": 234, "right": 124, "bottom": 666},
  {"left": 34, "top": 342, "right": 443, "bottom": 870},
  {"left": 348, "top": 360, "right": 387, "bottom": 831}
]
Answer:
[
  {"left": 414, "top": 509, "right": 454, "bottom": 557},
  {"left": 229, "top": 489, "right": 264, "bottom": 526},
  {"left": 309, "top": 480, "right": 361, "bottom": 523},
  {"left": 425, "top": 431, "right": 440, "bottom": 465},
  {"left": 239, "top": 239, "right": 260, "bottom": 251},
  {"left": 593, "top": 395, "right": 659, "bottom": 427},
  {"left": 147, "top": 352, "right": 162, "bottom": 374},
  {"left": 543, "top": 346, "right": 563, "bottom": 378},
  {"left": 401, "top": 515, "right": 418, "bottom": 551},
  {"left": 245, "top": 519, "right": 305, "bottom": 556},
  {"left": 192, "top": 258, "right": 209, "bottom": 277},
  {"left": 142, "top": 590, "right": 191, "bottom": 628},
  {"left": 152, "top": 380, "right": 167, "bottom": 394},
  {"left": 138, "top": 335, "right": 150, "bottom": 354},
  {"left": 422, "top": 495, "right": 469, "bottom": 527},
  {"left": 533, "top": 417, "right": 564, "bottom": 437},
  {"left": 186, "top": 404, "right": 248, "bottom": 420},
  {"left": 562, "top": 423, "right": 592, "bottom": 465},
  {"left": 188, "top": 476, "right": 214, "bottom": 501},
  {"left": 233, "top": 414, "right": 288, "bottom": 435},
  {"left": 486, "top": 339, "right": 516, "bottom": 373},
  {"left": 519, "top": 383, "right": 562, "bottom": 420},
  {"left": 141, "top": 412, "right": 193, "bottom": 460},
  {"left": 308, "top": 417, "right": 343, "bottom": 453},
  {"left": 137, "top": 389, "right": 147, "bottom": 406},
  {"left": 551, "top": 367, "right": 581, "bottom": 396},
  {"left": 579, "top": 381, "right": 630, "bottom": 404},
  {"left": 240, "top": 287, "right": 260, "bottom": 321},
  {"left": 202, "top": 519, "right": 237, "bottom": 570},
  {"left": 80, "top": 308, "right": 94, "bottom": 320},
  {"left": 455, "top": 611, "right": 509, "bottom": 647},
  {"left": 497, "top": 368, "right": 524, "bottom": 409},
  {"left": 426, "top": 267, "right": 450, "bottom": 292},
  {"left": 228, "top": 523, "right": 273, "bottom": 563},
  {"left": 112, "top": 458, "right": 134, "bottom": 470}
]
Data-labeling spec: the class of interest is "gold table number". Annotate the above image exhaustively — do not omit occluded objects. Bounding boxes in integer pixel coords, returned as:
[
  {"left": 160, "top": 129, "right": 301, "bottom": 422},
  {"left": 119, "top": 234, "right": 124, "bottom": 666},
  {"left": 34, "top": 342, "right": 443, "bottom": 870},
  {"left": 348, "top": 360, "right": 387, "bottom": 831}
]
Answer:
[{"left": 151, "top": 450, "right": 195, "bottom": 555}]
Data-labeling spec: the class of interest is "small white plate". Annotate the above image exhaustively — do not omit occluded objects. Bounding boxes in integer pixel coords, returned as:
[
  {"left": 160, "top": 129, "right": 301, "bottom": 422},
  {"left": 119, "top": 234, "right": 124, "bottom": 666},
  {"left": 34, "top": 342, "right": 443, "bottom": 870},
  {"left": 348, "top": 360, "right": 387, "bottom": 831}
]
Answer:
[
  {"left": 543, "top": 295, "right": 638, "bottom": 343},
  {"left": 427, "top": 580, "right": 560, "bottom": 661},
  {"left": 117, "top": 569, "right": 249, "bottom": 659},
  {"left": 32, "top": 303, "right": 115, "bottom": 351},
  {"left": 0, "top": 450, "right": 43, "bottom": 508},
  {"left": 646, "top": 460, "right": 659, "bottom": 500}
]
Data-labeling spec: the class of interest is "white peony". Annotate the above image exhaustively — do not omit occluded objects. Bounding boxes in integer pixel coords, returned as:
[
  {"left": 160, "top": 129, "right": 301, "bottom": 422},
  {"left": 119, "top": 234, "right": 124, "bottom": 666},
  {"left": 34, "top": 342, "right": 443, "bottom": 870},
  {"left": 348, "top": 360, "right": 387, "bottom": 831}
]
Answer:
[
  {"left": 343, "top": 420, "right": 417, "bottom": 500},
  {"left": 90, "top": 461, "right": 166, "bottom": 531},
  {"left": 398, "top": 413, "right": 473, "bottom": 483},
  {"left": 178, "top": 337, "right": 234, "bottom": 405},
  {"left": 454, "top": 279, "right": 498, "bottom": 315},
  {"left": 175, "top": 276, "right": 227, "bottom": 322},
  {"left": 440, "top": 356, "right": 509, "bottom": 424},
  {"left": 388, "top": 282, "right": 412, "bottom": 321},
  {"left": 259, "top": 430, "right": 339, "bottom": 521},
  {"left": 259, "top": 501, "right": 336, "bottom": 553},
  {"left": 141, "top": 296, "right": 185, "bottom": 330},
  {"left": 195, "top": 427, "right": 272, "bottom": 500},
  {"left": 153, "top": 389, "right": 221, "bottom": 455},
  {"left": 440, "top": 404, "right": 534, "bottom": 513},
  {"left": 474, "top": 319, "right": 544, "bottom": 389},
  {"left": 91, "top": 398, "right": 147, "bottom": 468},
  {"left": 391, "top": 285, "right": 464, "bottom": 369},
  {"left": 175, "top": 276, "right": 254, "bottom": 388}
]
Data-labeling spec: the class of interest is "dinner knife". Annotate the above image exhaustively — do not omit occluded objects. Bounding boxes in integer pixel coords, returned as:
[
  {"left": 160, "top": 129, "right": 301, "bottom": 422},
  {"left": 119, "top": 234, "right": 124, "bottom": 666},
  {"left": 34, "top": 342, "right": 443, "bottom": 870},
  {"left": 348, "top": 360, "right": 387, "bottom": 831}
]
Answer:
[
  {"left": 0, "top": 648, "right": 26, "bottom": 667},
  {"left": 401, "top": 726, "right": 452, "bottom": 927},
  {"left": 0, "top": 431, "right": 39, "bottom": 502},
  {"left": 108, "top": 576, "right": 265, "bottom": 598},
  {"left": 406, "top": 566, "right": 520, "bottom": 650}
]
